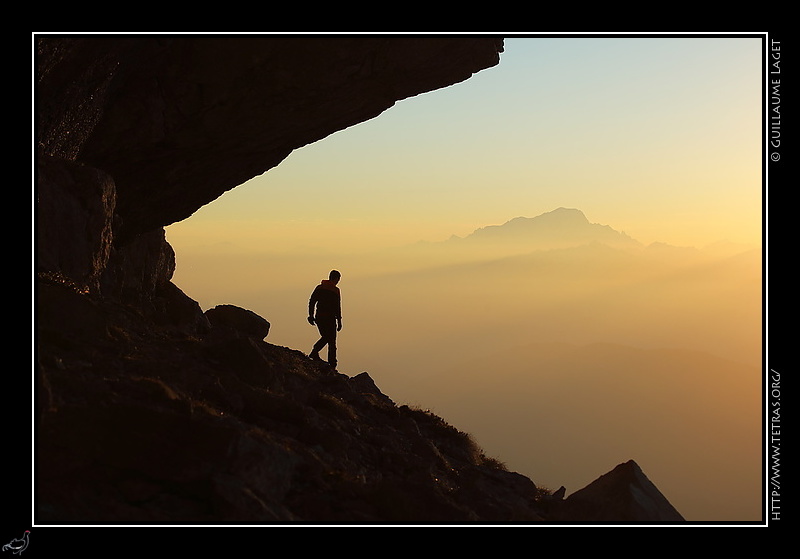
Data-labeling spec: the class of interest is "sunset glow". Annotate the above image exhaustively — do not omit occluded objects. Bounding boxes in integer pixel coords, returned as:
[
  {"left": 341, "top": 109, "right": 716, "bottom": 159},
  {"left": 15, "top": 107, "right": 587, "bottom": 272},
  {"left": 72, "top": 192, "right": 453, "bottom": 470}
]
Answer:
[{"left": 166, "top": 35, "right": 764, "bottom": 521}]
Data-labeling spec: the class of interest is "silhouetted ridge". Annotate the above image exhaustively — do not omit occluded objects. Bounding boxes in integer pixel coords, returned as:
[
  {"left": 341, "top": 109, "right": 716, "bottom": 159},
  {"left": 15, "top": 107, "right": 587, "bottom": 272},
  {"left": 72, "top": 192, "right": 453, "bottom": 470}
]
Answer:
[
  {"left": 452, "top": 207, "right": 640, "bottom": 250},
  {"left": 551, "top": 460, "right": 685, "bottom": 522},
  {"left": 36, "top": 283, "right": 685, "bottom": 523},
  {"left": 35, "top": 37, "right": 686, "bottom": 525}
]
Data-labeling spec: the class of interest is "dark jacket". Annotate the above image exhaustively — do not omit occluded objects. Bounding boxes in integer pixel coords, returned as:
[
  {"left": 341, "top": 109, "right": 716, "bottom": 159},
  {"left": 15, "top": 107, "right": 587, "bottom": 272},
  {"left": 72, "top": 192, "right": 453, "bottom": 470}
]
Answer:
[{"left": 309, "top": 279, "right": 341, "bottom": 320}]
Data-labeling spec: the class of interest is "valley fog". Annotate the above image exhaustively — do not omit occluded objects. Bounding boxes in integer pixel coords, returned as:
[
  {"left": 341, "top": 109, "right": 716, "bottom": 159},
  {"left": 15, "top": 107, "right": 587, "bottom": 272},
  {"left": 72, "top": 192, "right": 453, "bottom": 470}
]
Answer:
[{"left": 169, "top": 209, "right": 763, "bottom": 522}]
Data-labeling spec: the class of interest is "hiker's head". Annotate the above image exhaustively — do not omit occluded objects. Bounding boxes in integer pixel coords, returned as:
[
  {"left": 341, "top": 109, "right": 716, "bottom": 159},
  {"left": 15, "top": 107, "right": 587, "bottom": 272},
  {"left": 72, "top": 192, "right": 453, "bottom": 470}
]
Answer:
[{"left": 329, "top": 270, "right": 341, "bottom": 284}]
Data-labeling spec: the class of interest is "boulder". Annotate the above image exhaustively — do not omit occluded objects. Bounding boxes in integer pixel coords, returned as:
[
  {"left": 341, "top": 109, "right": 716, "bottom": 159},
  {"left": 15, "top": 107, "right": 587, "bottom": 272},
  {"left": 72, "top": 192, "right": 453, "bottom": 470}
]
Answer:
[
  {"left": 551, "top": 460, "right": 685, "bottom": 522},
  {"left": 205, "top": 304, "right": 271, "bottom": 340}
]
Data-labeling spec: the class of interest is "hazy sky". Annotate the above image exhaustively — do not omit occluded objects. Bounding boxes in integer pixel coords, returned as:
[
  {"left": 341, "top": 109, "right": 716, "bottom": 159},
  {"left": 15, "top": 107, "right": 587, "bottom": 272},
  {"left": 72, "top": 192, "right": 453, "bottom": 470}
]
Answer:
[
  {"left": 168, "top": 35, "right": 763, "bottom": 256},
  {"left": 165, "top": 35, "right": 765, "bottom": 522}
]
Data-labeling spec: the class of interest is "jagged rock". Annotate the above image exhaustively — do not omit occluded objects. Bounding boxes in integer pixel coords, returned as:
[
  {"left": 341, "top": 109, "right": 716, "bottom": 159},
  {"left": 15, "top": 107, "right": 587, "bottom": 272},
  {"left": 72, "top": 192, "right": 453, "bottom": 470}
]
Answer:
[
  {"left": 348, "top": 372, "right": 394, "bottom": 405},
  {"left": 205, "top": 304, "right": 271, "bottom": 340},
  {"left": 33, "top": 36, "right": 683, "bottom": 525},
  {"left": 36, "top": 155, "right": 116, "bottom": 293},
  {"left": 37, "top": 36, "right": 503, "bottom": 242},
  {"left": 551, "top": 460, "right": 685, "bottom": 522},
  {"left": 35, "top": 296, "right": 550, "bottom": 523},
  {"left": 36, "top": 279, "right": 683, "bottom": 524},
  {"left": 36, "top": 35, "right": 503, "bottom": 325}
]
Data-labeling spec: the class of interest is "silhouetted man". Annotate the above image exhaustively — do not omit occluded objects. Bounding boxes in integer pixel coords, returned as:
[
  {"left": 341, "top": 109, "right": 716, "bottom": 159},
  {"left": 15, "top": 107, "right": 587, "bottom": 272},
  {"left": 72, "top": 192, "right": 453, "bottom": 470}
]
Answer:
[{"left": 308, "top": 270, "right": 342, "bottom": 369}]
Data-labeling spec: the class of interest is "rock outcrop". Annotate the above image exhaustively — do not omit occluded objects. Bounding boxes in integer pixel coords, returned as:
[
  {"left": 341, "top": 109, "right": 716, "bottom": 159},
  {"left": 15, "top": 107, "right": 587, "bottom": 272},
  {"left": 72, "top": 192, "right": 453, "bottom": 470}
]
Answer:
[
  {"left": 33, "top": 35, "right": 684, "bottom": 524},
  {"left": 37, "top": 36, "right": 505, "bottom": 243},
  {"left": 37, "top": 35, "right": 504, "bottom": 307},
  {"left": 550, "top": 460, "right": 686, "bottom": 522},
  {"left": 37, "top": 292, "right": 549, "bottom": 523},
  {"left": 204, "top": 304, "right": 271, "bottom": 341}
]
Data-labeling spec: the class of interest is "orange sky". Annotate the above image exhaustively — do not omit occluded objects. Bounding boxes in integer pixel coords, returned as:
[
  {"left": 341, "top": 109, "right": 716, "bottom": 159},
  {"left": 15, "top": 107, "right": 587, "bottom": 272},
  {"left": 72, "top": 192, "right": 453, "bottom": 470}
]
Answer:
[
  {"left": 168, "top": 36, "right": 762, "bottom": 256},
  {"left": 166, "top": 35, "right": 765, "bottom": 522}
]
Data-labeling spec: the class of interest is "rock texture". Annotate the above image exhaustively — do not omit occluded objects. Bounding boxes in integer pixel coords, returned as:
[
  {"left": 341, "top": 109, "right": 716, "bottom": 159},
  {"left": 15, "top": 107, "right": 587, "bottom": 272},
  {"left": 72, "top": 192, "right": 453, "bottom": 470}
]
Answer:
[
  {"left": 37, "top": 36, "right": 504, "bottom": 242},
  {"left": 34, "top": 35, "right": 684, "bottom": 524},
  {"left": 550, "top": 460, "right": 685, "bottom": 523},
  {"left": 205, "top": 304, "right": 271, "bottom": 341},
  {"left": 37, "top": 291, "right": 549, "bottom": 523},
  {"left": 36, "top": 35, "right": 504, "bottom": 312}
]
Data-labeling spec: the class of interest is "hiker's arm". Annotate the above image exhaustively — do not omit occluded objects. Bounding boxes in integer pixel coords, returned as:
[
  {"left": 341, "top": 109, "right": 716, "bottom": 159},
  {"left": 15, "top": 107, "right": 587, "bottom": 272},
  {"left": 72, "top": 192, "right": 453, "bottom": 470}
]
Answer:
[{"left": 308, "top": 289, "right": 317, "bottom": 324}]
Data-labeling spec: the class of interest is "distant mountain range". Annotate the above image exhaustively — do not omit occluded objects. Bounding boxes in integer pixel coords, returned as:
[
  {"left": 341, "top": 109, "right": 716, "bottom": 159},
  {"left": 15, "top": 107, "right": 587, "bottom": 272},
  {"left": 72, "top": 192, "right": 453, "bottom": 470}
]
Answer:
[
  {"left": 375, "top": 207, "right": 759, "bottom": 278},
  {"left": 394, "top": 207, "right": 645, "bottom": 267},
  {"left": 427, "top": 207, "right": 759, "bottom": 260},
  {"left": 450, "top": 207, "right": 641, "bottom": 250}
]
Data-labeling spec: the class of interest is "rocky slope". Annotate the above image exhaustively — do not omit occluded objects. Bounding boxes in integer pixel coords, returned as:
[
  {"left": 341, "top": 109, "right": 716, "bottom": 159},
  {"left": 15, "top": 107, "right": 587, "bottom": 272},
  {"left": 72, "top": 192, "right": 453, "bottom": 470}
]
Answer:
[
  {"left": 33, "top": 35, "right": 684, "bottom": 524},
  {"left": 37, "top": 292, "right": 547, "bottom": 523},
  {"left": 36, "top": 288, "right": 682, "bottom": 523}
]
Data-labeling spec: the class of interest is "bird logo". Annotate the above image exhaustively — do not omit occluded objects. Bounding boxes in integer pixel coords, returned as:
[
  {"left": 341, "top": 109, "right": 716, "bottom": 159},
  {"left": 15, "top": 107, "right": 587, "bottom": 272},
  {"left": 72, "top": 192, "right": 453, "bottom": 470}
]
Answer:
[{"left": 2, "top": 531, "right": 29, "bottom": 555}]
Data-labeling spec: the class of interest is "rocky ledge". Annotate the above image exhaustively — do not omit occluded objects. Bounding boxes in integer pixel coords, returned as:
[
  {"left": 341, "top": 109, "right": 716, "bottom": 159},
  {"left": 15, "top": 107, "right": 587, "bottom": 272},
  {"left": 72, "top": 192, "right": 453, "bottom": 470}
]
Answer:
[
  {"left": 37, "top": 287, "right": 683, "bottom": 523},
  {"left": 34, "top": 36, "right": 684, "bottom": 524}
]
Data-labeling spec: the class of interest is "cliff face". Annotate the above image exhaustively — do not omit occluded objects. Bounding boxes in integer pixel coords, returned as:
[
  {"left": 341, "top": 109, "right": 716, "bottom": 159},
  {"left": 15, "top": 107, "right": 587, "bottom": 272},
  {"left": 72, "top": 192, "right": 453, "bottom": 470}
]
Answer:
[
  {"left": 34, "top": 35, "right": 683, "bottom": 524},
  {"left": 37, "top": 36, "right": 504, "bottom": 241},
  {"left": 37, "top": 36, "right": 503, "bottom": 305}
]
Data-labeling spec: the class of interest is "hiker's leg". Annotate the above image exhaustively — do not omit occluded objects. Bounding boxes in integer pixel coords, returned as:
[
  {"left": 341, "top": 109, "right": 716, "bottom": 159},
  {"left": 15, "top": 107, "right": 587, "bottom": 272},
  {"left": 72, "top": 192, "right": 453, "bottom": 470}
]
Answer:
[
  {"left": 327, "top": 331, "right": 337, "bottom": 367},
  {"left": 311, "top": 322, "right": 328, "bottom": 358},
  {"left": 316, "top": 318, "right": 337, "bottom": 366}
]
